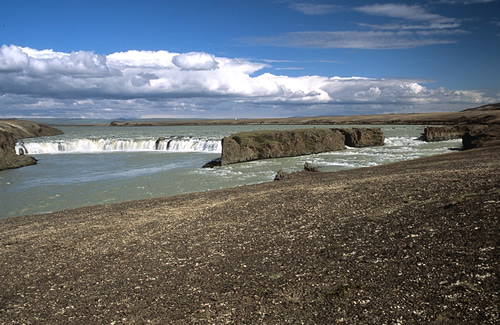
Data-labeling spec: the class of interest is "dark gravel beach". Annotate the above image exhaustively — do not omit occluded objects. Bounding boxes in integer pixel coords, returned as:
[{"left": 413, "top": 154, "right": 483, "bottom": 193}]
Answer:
[{"left": 1, "top": 144, "right": 499, "bottom": 323}]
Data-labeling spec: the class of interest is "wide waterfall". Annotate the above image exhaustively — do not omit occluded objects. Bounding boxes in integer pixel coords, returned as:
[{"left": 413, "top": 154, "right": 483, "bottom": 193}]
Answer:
[{"left": 16, "top": 137, "right": 222, "bottom": 154}]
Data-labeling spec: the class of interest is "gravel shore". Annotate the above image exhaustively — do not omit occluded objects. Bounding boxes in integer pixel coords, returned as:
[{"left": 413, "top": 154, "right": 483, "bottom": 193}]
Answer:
[{"left": 1, "top": 145, "right": 499, "bottom": 323}]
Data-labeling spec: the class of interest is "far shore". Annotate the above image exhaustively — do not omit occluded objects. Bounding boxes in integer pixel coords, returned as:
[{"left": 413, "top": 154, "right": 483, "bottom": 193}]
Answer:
[
  {"left": 28, "top": 104, "right": 499, "bottom": 127},
  {"left": 106, "top": 108, "right": 500, "bottom": 127}
]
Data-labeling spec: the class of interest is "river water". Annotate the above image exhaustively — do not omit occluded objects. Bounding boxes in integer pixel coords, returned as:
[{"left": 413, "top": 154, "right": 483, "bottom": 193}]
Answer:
[{"left": 0, "top": 122, "right": 461, "bottom": 219}]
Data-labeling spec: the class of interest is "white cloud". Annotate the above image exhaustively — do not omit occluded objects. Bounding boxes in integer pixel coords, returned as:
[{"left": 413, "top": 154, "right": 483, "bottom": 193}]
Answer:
[
  {"left": 247, "top": 3, "right": 467, "bottom": 50},
  {"left": 289, "top": 3, "right": 341, "bottom": 15},
  {"left": 355, "top": 4, "right": 456, "bottom": 23},
  {"left": 246, "top": 30, "right": 458, "bottom": 49},
  {"left": 0, "top": 45, "right": 29, "bottom": 72},
  {"left": 354, "top": 3, "right": 465, "bottom": 35},
  {"left": 357, "top": 22, "right": 461, "bottom": 30},
  {"left": 0, "top": 44, "right": 494, "bottom": 118},
  {"left": 172, "top": 52, "right": 219, "bottom": 71}
]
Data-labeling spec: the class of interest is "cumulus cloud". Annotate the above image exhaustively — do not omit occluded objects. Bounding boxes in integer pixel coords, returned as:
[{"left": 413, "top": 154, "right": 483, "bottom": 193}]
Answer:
[
  {"left": 172, "top": 52, "right": 219, "bottom": 71},
  {"left": 27, "top": 49, "right": 117, "bottom": 78},
  {"left": 0, "top": 44, "right": 493, "bottom": 118},
  {"left": 0, "top": 45, "right": 29, "bottom": 72}
]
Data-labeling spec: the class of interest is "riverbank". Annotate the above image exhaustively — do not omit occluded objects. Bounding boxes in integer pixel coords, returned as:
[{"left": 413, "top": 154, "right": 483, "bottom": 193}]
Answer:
[{"left": 1, "top": 144, "right": 498, "bottom": 323}]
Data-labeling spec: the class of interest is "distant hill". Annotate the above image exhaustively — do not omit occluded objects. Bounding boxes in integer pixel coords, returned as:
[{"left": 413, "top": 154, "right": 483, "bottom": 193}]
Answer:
[{"left": 462, "top": 103, "right": 500, "bottom": 111}]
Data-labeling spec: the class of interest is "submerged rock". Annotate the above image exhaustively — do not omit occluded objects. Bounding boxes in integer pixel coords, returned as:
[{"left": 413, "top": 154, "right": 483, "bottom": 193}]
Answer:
[{"left": 202, "top": 158, "right": 222, "bottom": 168}]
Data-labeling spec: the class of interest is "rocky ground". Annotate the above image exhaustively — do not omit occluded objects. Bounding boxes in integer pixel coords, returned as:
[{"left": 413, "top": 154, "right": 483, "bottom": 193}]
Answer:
[{"left": 1, "top": 144, "right": 498, "bottom": 323}]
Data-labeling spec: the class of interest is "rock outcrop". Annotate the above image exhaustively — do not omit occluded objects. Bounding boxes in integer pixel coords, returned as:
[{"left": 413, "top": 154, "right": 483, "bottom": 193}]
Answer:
[
  {"left": 421, "top": 122, "right": 500, "bottom": 149},
  {"left": 0, "top": 130, "right": 37, "bottom": 170},
  {"left": 221, "top": 129, "right": 346, "bottom": 165},
  {"left": 339, "top": 128, "right": 385, "bottom": 147},
  {"left": 0, "top": 120, "right": 63, "bottom": 141},
  {"left": 462, "top": 125, "right": 500, "bottom": 149},
  {"left": 219, "top": 128, "right": 384, "bottom": 165},
  {"left": 0, "top": 120, "right": 63, "bottom": 171},
  {"left": 423, "top": 125, "right": 488, "bottom": 142},
  {"left": 424, "top": 126, "right": 467, "bottom": 142}
]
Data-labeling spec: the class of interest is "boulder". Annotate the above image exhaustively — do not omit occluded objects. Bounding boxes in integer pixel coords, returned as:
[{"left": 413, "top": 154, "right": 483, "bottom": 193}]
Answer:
[
  {"left": 274, "top": 169, "right": 289, "bottom": 181},
  {"left": 337, "top": 128, "right": 385, "bottom": 147},
  {"left": 304, "top": 162, "right": 319, "bottom": 172}
]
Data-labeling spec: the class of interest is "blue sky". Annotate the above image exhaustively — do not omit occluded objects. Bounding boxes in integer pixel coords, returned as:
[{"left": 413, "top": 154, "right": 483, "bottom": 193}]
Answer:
[{"left": 0, "top": 0, "right": 499, "bottom": 118}]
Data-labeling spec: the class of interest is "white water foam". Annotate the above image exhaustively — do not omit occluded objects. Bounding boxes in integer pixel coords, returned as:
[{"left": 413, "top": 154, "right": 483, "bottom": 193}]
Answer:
[{"left": 16, "top": 137, "right": 222, "bottom": 154}]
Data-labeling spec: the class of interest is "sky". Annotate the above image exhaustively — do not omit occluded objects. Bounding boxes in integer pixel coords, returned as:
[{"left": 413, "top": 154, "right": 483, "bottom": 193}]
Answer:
[{"left": 0, "top": 0, "right": 499, "bottom": 119}]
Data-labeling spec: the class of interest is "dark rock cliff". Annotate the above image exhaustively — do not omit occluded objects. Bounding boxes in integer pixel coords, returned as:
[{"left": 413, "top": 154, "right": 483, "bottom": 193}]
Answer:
[
  {"left": 338, "top": 128, "right": 385, "bottom": 147},
  {"left": 423, "top": 125, "right": 487, "bottom": 142},
  {"left": 221, "top": 129, "right": 346, "bottom": 165},
  {"left": 0, "top": 130, "right": 37, "bottom": 170},
  {"left": 0, "top": 120, "right": 63, "bottom": 171},
  {"left": 463, "top": 125, "right": 500, "bottom": 149},
  {"left": 422, "top": 124, "right": 500, "bottom": 149},
  {"left": 219, "top": 128, "right": 384, "bottom": 165}
]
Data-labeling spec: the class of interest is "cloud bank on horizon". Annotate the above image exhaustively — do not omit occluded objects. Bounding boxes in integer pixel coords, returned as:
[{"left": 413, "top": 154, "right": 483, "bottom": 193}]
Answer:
[
  {"left": 0, "top": 44, "right": 491, "bottom": 118},
  {"left": 0, "top": 0, "right": 499, "bottom": 119}
]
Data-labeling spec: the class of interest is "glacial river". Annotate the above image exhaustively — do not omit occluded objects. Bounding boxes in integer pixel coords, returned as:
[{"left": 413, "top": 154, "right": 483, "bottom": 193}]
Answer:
[{"left": 0, "top": 122, "right": 461, "bottom": 219}]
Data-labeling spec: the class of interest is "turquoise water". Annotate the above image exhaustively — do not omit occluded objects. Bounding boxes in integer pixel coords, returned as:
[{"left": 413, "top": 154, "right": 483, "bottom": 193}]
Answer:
[{"left": 0, "top": 123, "right": 461, "bottom": 219}]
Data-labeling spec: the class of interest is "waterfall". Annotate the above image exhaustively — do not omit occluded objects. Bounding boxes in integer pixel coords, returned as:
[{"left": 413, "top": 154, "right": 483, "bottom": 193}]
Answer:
[{"left": 16, "top": 137, "right": 222, "bottom": 154}]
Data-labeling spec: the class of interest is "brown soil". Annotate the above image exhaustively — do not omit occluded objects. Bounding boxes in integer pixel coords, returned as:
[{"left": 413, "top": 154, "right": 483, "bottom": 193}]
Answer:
[{"left": 1, "top": 145, "right": 498, "bottom": 323}]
